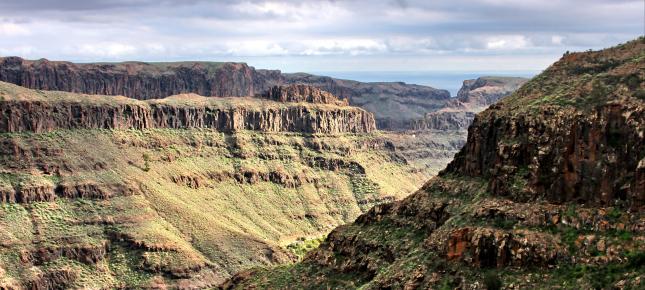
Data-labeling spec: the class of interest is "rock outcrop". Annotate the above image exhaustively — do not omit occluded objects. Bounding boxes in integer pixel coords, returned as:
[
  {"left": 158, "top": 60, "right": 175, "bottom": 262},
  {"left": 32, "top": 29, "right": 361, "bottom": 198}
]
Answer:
[
  {"left": 404, "top": 77, "right": 528, "bottom": 131},
  {"left": 224, "top": 38, "right": 645, "bottom": 290},
  {"left": 456, "top": 76, "right": 528, "bottom": 110},
  {"left": 0, "top": 82, "right": 376, "bottom": 134}
]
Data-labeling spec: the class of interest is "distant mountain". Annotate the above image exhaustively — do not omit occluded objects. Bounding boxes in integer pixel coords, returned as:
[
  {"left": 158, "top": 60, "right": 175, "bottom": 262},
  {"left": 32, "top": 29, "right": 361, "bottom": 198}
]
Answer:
[{"left": 405, "top": 76, "right": 529, "bottom": 131}]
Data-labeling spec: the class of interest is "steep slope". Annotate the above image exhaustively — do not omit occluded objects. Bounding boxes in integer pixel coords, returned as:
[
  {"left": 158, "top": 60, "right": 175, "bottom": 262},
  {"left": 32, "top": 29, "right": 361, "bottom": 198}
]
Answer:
[
  {"left": 0, "top": 83, "right": 434, "bottom": 288},
  {"left": 224, "top": 38, "right": 644, "bottom": 289}
]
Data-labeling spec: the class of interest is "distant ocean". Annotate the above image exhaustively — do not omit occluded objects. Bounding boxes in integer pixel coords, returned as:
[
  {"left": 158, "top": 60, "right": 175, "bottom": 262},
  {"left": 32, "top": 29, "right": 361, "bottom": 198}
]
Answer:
[{"left": 310, "top": 71, "right": 539, "bottom": 97}]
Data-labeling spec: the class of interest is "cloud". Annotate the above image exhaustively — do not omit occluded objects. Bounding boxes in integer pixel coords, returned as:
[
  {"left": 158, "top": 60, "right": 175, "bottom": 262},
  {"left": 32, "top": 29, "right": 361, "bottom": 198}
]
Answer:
[
  {"left": 74, "top": 43, "right": 138, "bottom": 57},
  {"left": 485, "top": 35, "right": 530, "bottom": 50},
  {"left": 0, "top": 0, "right": 640, "bottom": 71},
  {"left": 0, "top": 22, "right": 30, "bottom": 36}
]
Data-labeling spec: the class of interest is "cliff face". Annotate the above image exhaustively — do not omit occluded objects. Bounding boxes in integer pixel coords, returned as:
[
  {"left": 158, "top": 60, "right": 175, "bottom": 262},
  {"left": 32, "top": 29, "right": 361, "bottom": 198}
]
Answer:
[
  {"left": 0, "top": 57, "right": 457, "bottom": 130},
  {"left": 224, "top": 38, "right": 645, "bottom": 290},
  {"left": 0, "top": 57, "right": 267, "bottom": 99},
  {"left": 262, "top": 84, "right": 349, "bottom": 106},
  {"left": 0, "top": 82, "right": 376, "bottom": 134},
  {"left": 445, "top": 102, "right": 644, "bottom": 206},
  {"left": 407, "top": 111, "right": 477, "bottom": 131}
]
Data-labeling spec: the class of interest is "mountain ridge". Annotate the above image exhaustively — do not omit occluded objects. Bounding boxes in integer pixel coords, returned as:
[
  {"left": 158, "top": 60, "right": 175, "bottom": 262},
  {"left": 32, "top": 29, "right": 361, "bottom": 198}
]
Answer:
[{"left": 223, "top": 37, "right": 645, "bottom": 290}]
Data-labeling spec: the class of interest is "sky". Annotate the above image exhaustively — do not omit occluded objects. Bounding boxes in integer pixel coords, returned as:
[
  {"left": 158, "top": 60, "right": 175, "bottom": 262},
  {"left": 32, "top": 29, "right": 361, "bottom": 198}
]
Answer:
[{"left": 0, "top": 0, "right": 642, "bottom": 73}]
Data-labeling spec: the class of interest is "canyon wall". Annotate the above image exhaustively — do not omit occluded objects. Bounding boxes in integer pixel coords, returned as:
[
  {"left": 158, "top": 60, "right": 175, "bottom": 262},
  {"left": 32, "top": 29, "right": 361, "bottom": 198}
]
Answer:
[
  {"left": 403, "top": 77, "right": 529, "bottom": 131},
  {"left": 0, "top": 57, "right": 268, "bottom": 99},
  {"left": 0, "top": 57, "right": 455, "bottom": 129},
  {"left": 0, "top": 82, "right": 376, "bottom": 134}
]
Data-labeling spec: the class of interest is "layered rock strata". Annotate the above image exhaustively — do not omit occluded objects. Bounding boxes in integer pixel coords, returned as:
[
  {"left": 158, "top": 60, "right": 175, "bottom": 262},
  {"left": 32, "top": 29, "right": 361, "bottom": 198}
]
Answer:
[
  {"left": 0, "top": 56, "right": 454, "bottom": 129},
  {"left": 0, "top": 82, "right": 376, "bottom": 134}
]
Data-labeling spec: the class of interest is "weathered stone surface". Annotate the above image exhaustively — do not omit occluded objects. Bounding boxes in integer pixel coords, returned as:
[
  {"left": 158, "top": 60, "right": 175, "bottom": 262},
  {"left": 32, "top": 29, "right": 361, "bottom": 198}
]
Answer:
[{"left": 444, "top": 227, "right": 567, "bottom": 268}]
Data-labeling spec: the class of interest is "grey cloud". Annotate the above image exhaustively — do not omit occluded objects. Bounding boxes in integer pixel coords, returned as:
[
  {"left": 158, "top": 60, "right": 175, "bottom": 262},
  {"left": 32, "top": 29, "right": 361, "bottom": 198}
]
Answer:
[{"left": 0, "top": 0, "right": 641, "bottom": 70}]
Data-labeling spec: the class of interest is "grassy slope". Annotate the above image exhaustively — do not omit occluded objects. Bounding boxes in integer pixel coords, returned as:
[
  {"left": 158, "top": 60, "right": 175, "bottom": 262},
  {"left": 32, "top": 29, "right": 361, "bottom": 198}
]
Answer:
[{"left": 0, "top": 125, "right": 442, "bottom": 288}]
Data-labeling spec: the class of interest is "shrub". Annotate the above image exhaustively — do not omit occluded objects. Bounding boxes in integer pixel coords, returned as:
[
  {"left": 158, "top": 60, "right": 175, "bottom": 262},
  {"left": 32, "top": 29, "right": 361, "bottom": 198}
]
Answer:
[
  {"left": 142, "top": 153, "right": 151, "bottom": 172},
  {"left": 484, "top": 272, "right": 502, "bottom": 290}
]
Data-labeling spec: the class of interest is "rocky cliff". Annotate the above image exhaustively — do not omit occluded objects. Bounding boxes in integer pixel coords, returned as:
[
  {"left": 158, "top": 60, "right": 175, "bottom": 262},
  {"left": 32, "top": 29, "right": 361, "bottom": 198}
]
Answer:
[
  {"left": 276, "top": 73, "right": 453, "bottom": 129},
  {"left": 0, "top": 56, "right": 458, "bottom": 130},
  {"left": 224, "top": 38, "right": 644, "bottom": 290},
  {"left": 0, "top": 82, "right": 375, "bottom": 134},
  {"left": 0, "top": 57, "right": 268, "bottom": 99}
]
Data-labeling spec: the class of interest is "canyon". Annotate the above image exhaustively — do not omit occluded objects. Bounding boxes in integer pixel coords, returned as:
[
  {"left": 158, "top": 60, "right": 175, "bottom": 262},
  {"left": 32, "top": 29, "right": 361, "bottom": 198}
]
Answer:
[
  {"left": 0, "top": 38, "right": 530, "bottom": 290},
  {"left": 224, "top": 38, "right": 645, "bottom": 289},
  {"left": 0, "top": 80, "right": 464, "bottom": 288}
]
